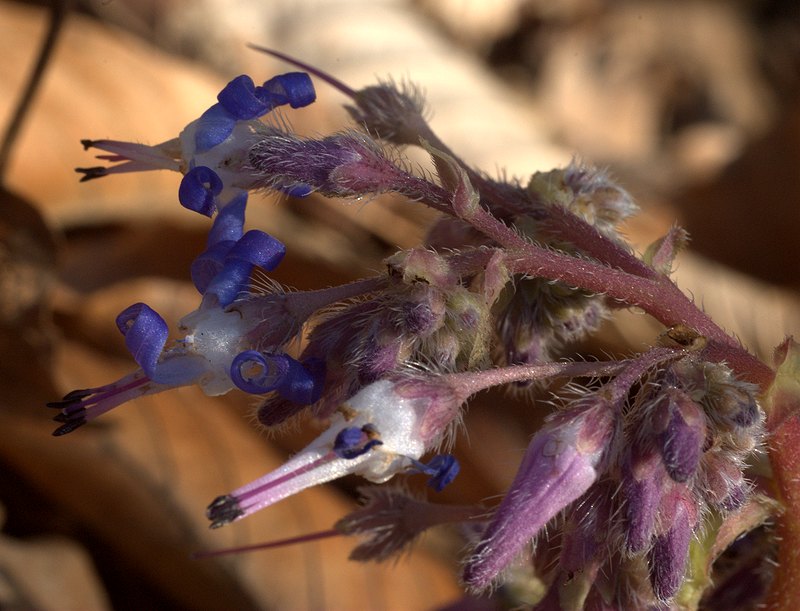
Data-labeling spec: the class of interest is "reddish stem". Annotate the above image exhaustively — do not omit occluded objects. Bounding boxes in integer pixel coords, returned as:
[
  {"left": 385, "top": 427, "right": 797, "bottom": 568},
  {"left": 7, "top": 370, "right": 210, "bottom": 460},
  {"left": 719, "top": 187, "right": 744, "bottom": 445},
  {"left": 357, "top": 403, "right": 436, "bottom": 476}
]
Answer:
[{"left": 458, "top": 204, "right": 773, "bottom": 387}]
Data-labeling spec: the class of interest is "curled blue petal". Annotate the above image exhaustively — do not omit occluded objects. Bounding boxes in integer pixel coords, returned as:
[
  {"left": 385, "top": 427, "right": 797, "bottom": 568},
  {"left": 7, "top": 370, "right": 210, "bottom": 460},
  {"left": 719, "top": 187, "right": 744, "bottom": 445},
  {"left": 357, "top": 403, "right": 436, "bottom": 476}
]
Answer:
[
  {"left": 192, "top": 193, "right": 249, "bottom": 295},
  {"left": 115, "top": 303, "right": 168, "bottom": 378},
  {"left": 203, "top": 230, "right": 286, "bottom": 304},
  {"left": 207, "top": 192, "right": 246, "bottom": 246},
  {"left": 334, "top": 426, "right": 384, "bottom": 459},
  {"left": 277, "top": 356, "right": 325, "bottom": 404},
  {"left": 194, "top": 104, "right": 237, "bottom": 153},
  {"left": 204, "top": 259, "right": 255, "bottom": 306},
  {"left": 225, "top": 230, "right": 286, "bottom": 270},
  {"left": 178, "top": 166, "right": 223, "bottom": 216},
  {"left": 230, "top": 351, "right": 289, "bottom": 394},
  {"left": 261, "top": 72, "right": 316, "bottom": 109},
  {"left": 217, "top": 75, "right": 269, "bottom": 120},
  {"left": 191, "top": 240, "right": 235, "bottom": 294}
]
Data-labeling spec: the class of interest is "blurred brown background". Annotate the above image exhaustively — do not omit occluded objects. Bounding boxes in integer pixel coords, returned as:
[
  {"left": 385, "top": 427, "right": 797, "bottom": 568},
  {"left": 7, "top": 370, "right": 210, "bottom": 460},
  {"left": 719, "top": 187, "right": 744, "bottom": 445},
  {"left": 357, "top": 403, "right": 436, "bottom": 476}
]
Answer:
[{"left": 1, "top": 0, "right": 799, "bottom": 608}]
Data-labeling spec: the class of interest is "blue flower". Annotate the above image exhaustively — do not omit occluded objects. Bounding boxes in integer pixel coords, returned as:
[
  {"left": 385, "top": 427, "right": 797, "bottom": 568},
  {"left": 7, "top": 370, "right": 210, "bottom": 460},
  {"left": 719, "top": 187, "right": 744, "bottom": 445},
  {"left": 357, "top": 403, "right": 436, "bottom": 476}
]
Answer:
[{"left": 77, "top": 71, "right": 317, "bottom": 215}]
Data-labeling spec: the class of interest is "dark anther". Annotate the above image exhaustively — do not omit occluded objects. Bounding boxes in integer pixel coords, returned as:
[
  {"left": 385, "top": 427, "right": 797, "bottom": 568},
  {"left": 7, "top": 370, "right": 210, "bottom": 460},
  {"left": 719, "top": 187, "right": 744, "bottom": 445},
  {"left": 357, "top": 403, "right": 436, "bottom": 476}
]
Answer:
[
  {"left": 52, "top": 419, "right": 87, "bottom": 436},
  {"left": 206, "top": 495, "right": 244, "bottom": 529},
  {"left": 63, "top": 388, "right": 93, "bottom": 401},
  {"left": 75, "top": 167, "right": 108, "bottom": 182}
]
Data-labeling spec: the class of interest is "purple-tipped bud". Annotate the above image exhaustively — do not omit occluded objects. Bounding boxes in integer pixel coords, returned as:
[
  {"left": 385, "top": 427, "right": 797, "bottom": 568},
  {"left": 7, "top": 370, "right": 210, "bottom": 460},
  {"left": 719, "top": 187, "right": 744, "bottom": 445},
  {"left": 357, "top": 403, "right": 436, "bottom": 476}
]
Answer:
[
  {"left": 701, "top": 363, "right": 762, "bottom": 431},
  {"left": 656, "top": 389, "right": 707, "bottom": 483},
  {"left": 701, "top": 451, "right": 748, "bottom": 511},
  {"left": 647, "top": 486, "right": 698, "bottom": 601},
  {"left": 622, "top": 449, "right": 666, "bottom": 555},
  {"left": 463, "top": 399, "right": 615, "bottom": 590}
]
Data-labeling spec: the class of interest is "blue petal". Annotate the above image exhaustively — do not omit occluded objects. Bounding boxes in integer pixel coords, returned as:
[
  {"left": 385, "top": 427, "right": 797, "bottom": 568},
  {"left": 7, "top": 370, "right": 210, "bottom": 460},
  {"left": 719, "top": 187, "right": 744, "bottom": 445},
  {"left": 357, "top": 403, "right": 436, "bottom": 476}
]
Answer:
[
  {"left": 192, "top": 193, "right": 249, "bottom": 294},
  {"left": 231, "top": 353, "right": 325, "bottom": 402},
  {"left": 261, "top": 72, "right": 316, "bottom": 109},
  {"left": 207, "top": 192, "right": 246, "bottom": 246},
  {"left": 334, "top": 426, "right": 384, "bottom": 459},
  {"left": 334, "top": 427, "right": 365, "bottom": 457},
  {"left": 178, "top": 166, "right": 223, "bottom": 216},
  {"left": 424, "top": 455, "right": 461, "bottom": 491},
  {"left": 194, "top": 104, "right": 237, "bottom": 153},
  {"left": 217, "top": 75, "right": 269, "bottom": 120},
  {"left": 225, "top": 230, "right": 286, "bottom": 270},
  {"left": 115, "top": 303, "right": 168, "bottom": 378},
  {"left": 230, "top": 351, "right": 290, "bottom": 394},
  {"left": 203, "top": 230, "right": 286, "bottom": 304},
  {"left": 276, "top": 356, "right": 325, "bottom": 404},
  {"left": 191, "top": 240, "right": 235, "bottom": 294},
  {"left": 204, "top": 259, "right": 252, "bottom": 306}
]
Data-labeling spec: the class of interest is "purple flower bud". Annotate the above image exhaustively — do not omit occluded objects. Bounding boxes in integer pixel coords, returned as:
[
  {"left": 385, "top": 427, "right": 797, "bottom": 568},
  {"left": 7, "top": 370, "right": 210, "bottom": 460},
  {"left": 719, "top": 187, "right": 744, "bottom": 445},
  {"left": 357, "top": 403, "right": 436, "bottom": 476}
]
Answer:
[
  {"left": 357, "top": 336, "right": 405, "bottom": 384},
  {"left": 622, "top": 449, "right": 665, "bottom": 555},
  {"left": 701, "top": 363, "right": 762, "bottom": 431},
  {"left": 463, "top": 399, "right": 615, "bottom": 590},
  {"left": 657, "top": 389, "right": 707, "bottom": 483},
  {"left": 701, "top": 451, "right": 748, "bottom": 511},
  {"left": 647, "top": 486, "right": 698, "bottom": 601},
  {"left": 559, "top": 482, "right": 613, "bottom": 569},
  {"left": 529, "top": 163, "right": 638, "bottom": 237}
]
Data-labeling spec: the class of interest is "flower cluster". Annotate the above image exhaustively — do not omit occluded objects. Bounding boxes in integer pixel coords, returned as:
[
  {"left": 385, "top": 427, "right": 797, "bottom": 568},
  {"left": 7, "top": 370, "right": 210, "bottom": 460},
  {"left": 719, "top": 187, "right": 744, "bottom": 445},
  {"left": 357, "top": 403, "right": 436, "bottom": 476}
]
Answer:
[{"left": 51, "top": 49, "right": 780, "bottom": 609}]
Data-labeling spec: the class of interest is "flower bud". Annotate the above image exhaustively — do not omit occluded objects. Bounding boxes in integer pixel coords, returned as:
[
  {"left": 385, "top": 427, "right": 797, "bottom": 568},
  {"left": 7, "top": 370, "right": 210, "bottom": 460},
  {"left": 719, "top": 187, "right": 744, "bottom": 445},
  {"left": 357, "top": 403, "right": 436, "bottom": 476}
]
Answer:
[
  {"left": 655, "top": 388, "right": 707, "bottom": 483},
  {"left": 622, "top": 449, "right": 666, "bottom": 555},
  {"left": 647, "top": 486, "right": 698, "bottom": 601},
  {"left": 463, "top": 398, "right": 615, "bottom": 590}
]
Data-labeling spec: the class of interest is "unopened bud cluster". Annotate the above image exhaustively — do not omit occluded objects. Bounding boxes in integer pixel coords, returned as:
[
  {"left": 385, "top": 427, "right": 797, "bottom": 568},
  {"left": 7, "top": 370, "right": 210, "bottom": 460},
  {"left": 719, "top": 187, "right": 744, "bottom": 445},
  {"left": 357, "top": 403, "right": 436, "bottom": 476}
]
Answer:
[{"left": 53, "top": 49, "right": 775, "bottom": 609}]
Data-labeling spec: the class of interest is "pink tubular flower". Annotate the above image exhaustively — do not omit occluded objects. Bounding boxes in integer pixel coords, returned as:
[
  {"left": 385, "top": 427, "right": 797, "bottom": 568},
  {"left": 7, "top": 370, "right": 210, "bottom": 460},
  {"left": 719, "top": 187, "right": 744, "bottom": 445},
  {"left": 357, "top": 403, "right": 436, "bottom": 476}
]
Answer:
[{"left": 206, "top": 377, "right": 464, "bottom": 528}]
